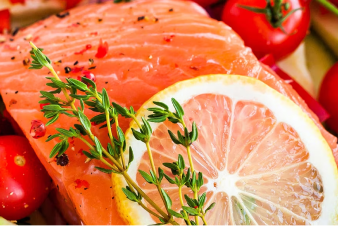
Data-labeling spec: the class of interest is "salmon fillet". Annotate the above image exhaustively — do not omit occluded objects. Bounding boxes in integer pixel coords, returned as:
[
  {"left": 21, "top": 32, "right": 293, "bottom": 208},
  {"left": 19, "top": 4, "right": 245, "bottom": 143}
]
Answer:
[{"left": 0, "top": 0, "right": 336, "bottom": 224}]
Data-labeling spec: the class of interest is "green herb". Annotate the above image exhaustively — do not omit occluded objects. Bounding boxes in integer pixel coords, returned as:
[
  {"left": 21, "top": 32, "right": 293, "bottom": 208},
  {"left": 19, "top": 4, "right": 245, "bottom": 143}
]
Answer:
[{"left": 29, "top": 42, "right": 215, "bottom": 225}]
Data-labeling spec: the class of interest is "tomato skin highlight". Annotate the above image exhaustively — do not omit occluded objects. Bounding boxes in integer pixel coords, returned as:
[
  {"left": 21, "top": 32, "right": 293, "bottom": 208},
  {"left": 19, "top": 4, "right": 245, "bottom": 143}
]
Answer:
[
  {"left": 222, "top": 0, "right": 311, "bottom": 60},
  {"left": 0, "top": 136, "right": 51, "bottom": 220},
  {"left": 319, "top": 62, "right": 338, "bottom": 134}
]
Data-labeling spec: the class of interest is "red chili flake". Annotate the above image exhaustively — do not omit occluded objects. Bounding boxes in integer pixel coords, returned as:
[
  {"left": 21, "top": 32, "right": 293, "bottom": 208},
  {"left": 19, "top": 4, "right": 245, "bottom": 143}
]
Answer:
[
  {"left": 119, "top": 53, "right": 125, "bottom": 56},
  {"left": 90, "top": 32, "right": 98, "bottom": 36},
  {"left": 163, "top": 35, "right": 175, "bottom": 42},
  {"left": 75, "top": 179, "right": 90, "bottom": 189},
  {"left": 75, "top": 44, "right": 92, "bottom": 55},
  {"left": 95, "top": 39, "right": 109, "bottom": 58},
  {"left": 9, "top": 99, "right": 17, "bottom": 107},
  {"left": 69, "top": 138, "right": 75, "bottom": 145},
  {"left": 67, "top": 23, "right": 80, "bottom": 28},
  {"left": 3, "top": 44, "right": 16, "bottom": 51},
  {"left": 91, "top": 121, "right": 98, "bottom": 126},
  {"left": 40, "top": 103, "right": 50, "bottom": 109},
  {"left": 71, "top": 66, "right": 84, "bottom": 73},
  {"left": 33, "top": 36, "right": 40, "bottom": 42},
  {"left": 190, "top": 66, "right": 199, "bottom": 71},
  {"left": 78, "top": 149, "right": 84, "bottom": 155},
  {"left": 30, "top": 120, "right": 46, "bottom": 139},
  {"left": 194, "top": 206, "right": 198, "bottom": 209}
]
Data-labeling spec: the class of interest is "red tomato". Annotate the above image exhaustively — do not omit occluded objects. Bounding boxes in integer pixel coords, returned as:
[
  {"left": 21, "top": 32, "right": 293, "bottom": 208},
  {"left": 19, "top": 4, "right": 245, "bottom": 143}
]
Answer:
[
  {"left": 0, "top": 136, "right": 51, "bottom": 220},
  {"left": 222, "top": 0, "right": 310, "bottom": 60},
  {"left": 188, "top": 0, "right": 219, "bottom": 7},
  {"left": 330, "top": 0, "right": 338, "bottom": 6},
  {"left": 319, "top": 62, "right": 338, "bottom": 134},
  {"left": 9, "top": 0, "right": 25, "bottom": 4},
  {"left": 0, "top": 9, "right": 10, "bottom": 33},
  {"left": 65, "top": 0, "right": 83, "bottom": 9}
]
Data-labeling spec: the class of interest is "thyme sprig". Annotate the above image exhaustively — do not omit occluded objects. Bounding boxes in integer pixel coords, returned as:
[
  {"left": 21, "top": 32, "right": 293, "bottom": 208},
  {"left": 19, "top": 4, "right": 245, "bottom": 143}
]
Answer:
[{"left": 29, "top": 42, "right": 215, "bottom": 225}]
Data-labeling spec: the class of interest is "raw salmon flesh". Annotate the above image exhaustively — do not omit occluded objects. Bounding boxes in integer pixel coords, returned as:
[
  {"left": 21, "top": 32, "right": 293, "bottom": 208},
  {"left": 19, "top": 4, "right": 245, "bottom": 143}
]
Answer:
[{"left": 0, "top": 0, "right": 337, "bottom": 224}]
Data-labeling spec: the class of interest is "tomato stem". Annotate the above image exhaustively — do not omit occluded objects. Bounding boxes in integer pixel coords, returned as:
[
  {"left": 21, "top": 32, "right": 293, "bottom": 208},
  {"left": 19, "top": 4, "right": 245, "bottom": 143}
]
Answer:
[{"left": 237, "top": 0, "right": 303, "bottom": 34}]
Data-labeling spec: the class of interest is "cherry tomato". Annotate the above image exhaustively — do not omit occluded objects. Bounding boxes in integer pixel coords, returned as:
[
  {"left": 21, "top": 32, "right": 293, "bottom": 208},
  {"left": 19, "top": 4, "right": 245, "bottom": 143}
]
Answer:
[
  {"left": 222, "top": 0, "right": 311, "bottom": 60},
  {"left": 0, "top": 136, "right": 51, "bottom": 220},
  {"left": 188, "top": 0, "right": 219, "bottom": 7},
  {"left": 319, "top": 62, "right": 338, "bottom": 134},
  {"left": 9, "top": 0, "right": 25, "bottom": 4},
  {"left": 0, "top": 9, "right": 10, "bottom": 33},
  {"left": 64, "top": 0, "right": 83, "bottom": 9}
]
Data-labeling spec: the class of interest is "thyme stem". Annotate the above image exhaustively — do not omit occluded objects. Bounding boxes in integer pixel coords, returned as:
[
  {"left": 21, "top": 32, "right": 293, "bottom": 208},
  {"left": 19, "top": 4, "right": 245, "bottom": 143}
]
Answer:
[
  {"left": 100, "top": 157, "right": 115, "bottom": 169},
  {"left": 145, "top": 141, "right": 169, "bottom": 214},
  {"left": 179, "top": 186, "right": 191, "bottom": 225},
  {"left": 201, "top": 215, "right": 207, "bottom": 225},
  {"left": 122, "top": 171, "right": 170, "bottom": 220},
  {"left": 113, "top": 116, "right": 126, "bottom": 170},
  {"left": 78, "top": 136, "right": 94, "bottom": 150},
  {"left": 131, "top": 115, "right": 142, "bottom": 128},
  {"left": 138, "top": 202, "right": 165, "bottom": 221}
]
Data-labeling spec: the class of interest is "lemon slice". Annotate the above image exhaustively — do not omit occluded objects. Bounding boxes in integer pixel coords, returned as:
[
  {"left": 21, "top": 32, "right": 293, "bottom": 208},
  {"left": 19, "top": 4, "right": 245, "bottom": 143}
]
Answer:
[{"left": 113, "top": 75, "right": 338, "bottom": 225}]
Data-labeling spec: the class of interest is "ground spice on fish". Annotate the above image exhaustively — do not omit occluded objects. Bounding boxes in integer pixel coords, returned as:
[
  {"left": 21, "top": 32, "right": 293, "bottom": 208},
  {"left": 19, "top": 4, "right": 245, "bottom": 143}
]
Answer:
[
  {"left": 64, "top": 66, "right": 72, "bottom": 73},
  {"left": 56, "top": 154, "right": 69, "bottom": 166},
  {"left": 56, "top": 12, "right": 70, "bottom": 19}
]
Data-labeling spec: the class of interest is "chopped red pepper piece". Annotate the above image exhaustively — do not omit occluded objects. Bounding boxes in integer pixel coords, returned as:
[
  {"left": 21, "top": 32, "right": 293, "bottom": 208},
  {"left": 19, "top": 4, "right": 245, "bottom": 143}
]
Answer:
[
  {"left": 40, "top": 103, "right": 50, "bottom": 109},
  {"left": 163, "top": 35, "right": 175, "bottom": 42},
  {"left": 95, "top": 39, "right": 109, "bottom": 58},
  {"left": 74, "top": 179, "right": 90, "bottom": 189},
  {"left": 71, "top": 66, "right": 84, "bottom": 73},
  {"left": 0, "top": 9, "right": 10, "bottom": 34},
  {"left": 75, "top": 44, "right": 92, "bottom": 55},
  {"left": 260, "top": 54, "right": 330, "bottom": 122},
  {"left": 78, "top": 149, "right": 84, "bottom": 155}
]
